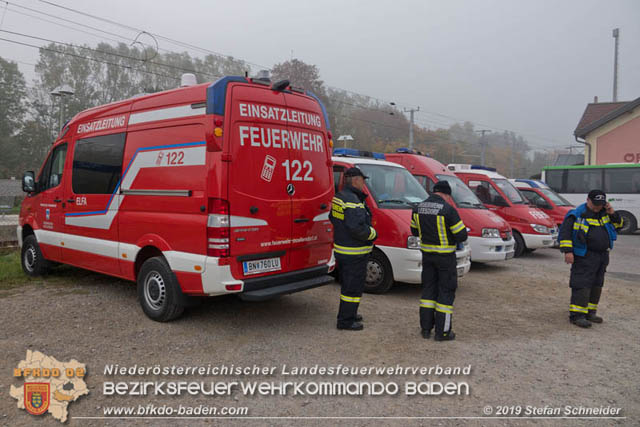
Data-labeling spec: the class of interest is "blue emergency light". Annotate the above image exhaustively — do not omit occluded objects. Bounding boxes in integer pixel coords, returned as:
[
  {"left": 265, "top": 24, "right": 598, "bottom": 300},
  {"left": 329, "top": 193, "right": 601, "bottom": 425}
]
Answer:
[
  {"left": 333, "top": 148, "right": 386, "bottom": 160},
  {"left": 470, "top": 165, "right": 497, "bottom": 172},
  {"left": 395, "top": 147, "right": 430, "bottom": 157}
]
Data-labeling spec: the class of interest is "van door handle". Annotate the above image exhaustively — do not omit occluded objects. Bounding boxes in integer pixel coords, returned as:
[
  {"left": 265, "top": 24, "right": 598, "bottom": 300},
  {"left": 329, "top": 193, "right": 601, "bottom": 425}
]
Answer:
[
  {"left": 67, "top": 198, "right": 75, "bottom": 203},
  {"left": 320, "top": 203, "right": 327, "bottom": 209},
  {"left": 294, "top": 218, "right": 309, "bottom": 223},
  {"left": 250, "top": 206, "right": 258, "bottom": 214},
  {"left": 53, "top": 198, "right": 62, "bottom": 203}
]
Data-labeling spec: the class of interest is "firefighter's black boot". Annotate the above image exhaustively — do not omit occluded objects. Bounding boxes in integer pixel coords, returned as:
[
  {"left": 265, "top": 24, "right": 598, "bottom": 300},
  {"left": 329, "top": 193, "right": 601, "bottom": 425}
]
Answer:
[
  {"left": 586, "top": 311, "right": 603, "bottom": 323},
  {"left": 570, "top": 317, "right": 592, "bottom": 328},
  {"left": 421, "top": 329, "right": 431, "bottom": 339},
  {"left": 434, "top": 310, "right": 455, "bottom": 341},
  {"left": 587, "top": 287, "right": 603, "bottom": 323},
  {"left": 337, "top": 299, "right": 363, "bottom": 330}
]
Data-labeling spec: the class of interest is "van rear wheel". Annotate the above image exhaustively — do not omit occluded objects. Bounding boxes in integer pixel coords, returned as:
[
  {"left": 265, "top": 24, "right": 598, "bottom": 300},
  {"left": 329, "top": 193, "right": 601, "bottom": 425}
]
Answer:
[
  {"left": 137, "top": 257, "right": 185, "bottom": 322},
  {"left": 364, "top": 250, "right": 394, "bottom": 294},
  {"left": 21, "top": 235, "right": 51, "bottom": 276}
]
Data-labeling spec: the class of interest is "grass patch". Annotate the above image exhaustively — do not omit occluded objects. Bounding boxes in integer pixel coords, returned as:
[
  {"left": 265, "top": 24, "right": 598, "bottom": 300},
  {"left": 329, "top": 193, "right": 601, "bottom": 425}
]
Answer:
[{"left": 0, "top": 250, "right": 33, "bottom": 290}]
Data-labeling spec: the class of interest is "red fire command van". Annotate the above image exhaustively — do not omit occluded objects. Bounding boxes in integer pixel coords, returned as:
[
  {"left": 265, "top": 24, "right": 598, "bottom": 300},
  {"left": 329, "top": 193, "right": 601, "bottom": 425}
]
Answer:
[
  {"left": 332, "top": 149, "right": 471, "bottom": 294},
  {"left": 448, "top": 164, "right": 557, "bottom": 257},
  {"left": 385, "top": 150, "right": 515, "bottom": 262},
  {"left": 510, "top": 179, "right": 574, "bottom": 228},
  {"left": 18, "top": 74, "right": 335, "bottom": 321}
]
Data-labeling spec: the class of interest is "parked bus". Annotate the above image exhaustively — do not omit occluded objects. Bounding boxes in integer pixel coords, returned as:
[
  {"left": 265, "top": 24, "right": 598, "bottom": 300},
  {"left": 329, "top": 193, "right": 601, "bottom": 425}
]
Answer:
[{"left": 542, "top": 164, "right": 640, "bottom": 234}]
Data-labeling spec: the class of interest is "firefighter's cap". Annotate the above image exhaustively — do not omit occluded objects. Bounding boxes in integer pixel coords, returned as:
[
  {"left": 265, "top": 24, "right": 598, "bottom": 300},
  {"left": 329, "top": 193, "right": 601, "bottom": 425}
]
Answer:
[
  {"left": 588, "top": 189, "right": 606, "bottom": 206},
  {"left": 345, "top": 167, "right": 369, "bottom": 179}
]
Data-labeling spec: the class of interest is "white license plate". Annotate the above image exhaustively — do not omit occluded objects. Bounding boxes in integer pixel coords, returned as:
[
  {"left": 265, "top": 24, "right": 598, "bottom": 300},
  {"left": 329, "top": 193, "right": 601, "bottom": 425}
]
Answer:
[
  {"left": 506, "top": 251, "right": 515, "bottom": 259},
  {"left": 243, "top": 257, "right": 281, "bottom": 275}
]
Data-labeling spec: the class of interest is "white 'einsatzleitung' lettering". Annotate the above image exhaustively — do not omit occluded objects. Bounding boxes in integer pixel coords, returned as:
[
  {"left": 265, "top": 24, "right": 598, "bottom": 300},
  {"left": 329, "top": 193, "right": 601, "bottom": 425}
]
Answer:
[{"left": 238, "top": 103, "right": 322, "bottom": 128}]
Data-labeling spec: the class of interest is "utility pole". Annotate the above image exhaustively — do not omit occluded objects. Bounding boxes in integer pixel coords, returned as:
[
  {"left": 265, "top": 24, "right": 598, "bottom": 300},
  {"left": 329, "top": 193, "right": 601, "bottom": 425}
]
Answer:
[
  {"left": 403, "top": 106, "right": 420, "bottom": 150},
  {"left": 509, "top": 135, "right": 515, "bottom": 178},
  {"left": 612, "top": 28, "right": 619, "bottom": 102},
  {"left": 475, "top": 129, "right": 491, "bottom": 166}
]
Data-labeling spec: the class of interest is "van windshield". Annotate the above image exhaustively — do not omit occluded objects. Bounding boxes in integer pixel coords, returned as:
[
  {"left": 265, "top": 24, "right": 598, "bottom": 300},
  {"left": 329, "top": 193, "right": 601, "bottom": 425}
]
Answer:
[
  {"left": 357, "top": 164, "right": 427, "bottom": 209},
  {"left": 494, "top": 178, "right": 526, "bottom": 204},
  {"left": 435, "top": 174, "right": 486, "bottom": 209},
  {"left": 539, "top": 188, "right": 573, "bottom": 206}
]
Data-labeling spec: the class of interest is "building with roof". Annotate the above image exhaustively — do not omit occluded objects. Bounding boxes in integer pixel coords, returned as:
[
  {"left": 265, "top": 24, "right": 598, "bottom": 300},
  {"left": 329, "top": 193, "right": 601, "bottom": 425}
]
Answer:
[{"left": 574, "top": 96, "right": 640, "bottom": 165}]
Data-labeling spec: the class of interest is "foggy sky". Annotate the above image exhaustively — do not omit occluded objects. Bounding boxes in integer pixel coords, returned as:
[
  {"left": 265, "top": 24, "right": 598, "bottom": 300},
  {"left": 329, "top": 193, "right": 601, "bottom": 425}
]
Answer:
[{"left": 1, "top": 0, "right": 639, "bottom": 151}]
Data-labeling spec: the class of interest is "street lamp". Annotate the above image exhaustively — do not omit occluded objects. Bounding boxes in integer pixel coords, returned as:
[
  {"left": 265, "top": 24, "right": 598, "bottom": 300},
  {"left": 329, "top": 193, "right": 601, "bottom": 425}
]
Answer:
[
  {"left": 337, "top": 135, "right": 354, "bottom": 148},
  {"left": 51, "top": 84, "right": 75, "bottom": 131}
]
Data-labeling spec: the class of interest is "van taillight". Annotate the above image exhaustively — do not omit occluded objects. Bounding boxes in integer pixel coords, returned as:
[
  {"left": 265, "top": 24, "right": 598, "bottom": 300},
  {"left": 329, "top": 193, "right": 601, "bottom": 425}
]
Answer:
[{"left": 207, "top": 198, "right": 230, "bottom": 257}]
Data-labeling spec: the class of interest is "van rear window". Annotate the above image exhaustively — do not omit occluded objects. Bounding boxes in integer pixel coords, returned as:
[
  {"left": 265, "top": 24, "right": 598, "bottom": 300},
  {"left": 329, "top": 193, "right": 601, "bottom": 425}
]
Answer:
[{"left": 72, "top": 133, "right": 126, "bottom": 194}]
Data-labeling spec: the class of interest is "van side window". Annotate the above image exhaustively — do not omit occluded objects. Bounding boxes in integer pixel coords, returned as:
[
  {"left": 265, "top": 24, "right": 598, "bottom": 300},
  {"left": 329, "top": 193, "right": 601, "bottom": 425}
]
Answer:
[
  {"left": 333, "top": 166, "right": 345, "bottom": 192},
  {"left": 38, "top": 143, "right": 67, "bottom": 192},
  {"left": 72, "top": 133, "right": 126, "bottom": 194}
]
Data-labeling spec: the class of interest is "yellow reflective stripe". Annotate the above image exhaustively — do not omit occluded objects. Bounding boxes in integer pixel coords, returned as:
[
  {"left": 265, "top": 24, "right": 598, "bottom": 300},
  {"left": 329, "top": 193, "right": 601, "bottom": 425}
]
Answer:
[
  {"left": 334, "top": 244, "right": 373, "bottom": 255},
  {"left": 569, "top": 304, "right": 588, "bottom": 313},
  {"left": 420, "top": 299, "right": 436, "bottom": 308},
  {"left": 450, "top": 220, "right": 465, "bottom": 234},
  {"left": 368, "top": 227, "right": 377, "bottom": 240},
  {"left": 436, "top": 303, "right": 453, "bottom": 314},
  {"left": 416, "top": 213, "right": 422, "bottom": 239},
  {"left": 332, "top": 197, "right": 345, "bottom": 206},
  {"left": 340, "top": 294, "right": 361, "bottom": 303},
  {"left": 410, "top": 213, "right": 418, "bottom": 229},
  {"left": 331, "top": 210, "right": 344, "bottom": 220},
  {"left": 587, "top": 303, "right": 598, "bottom": 310},
  {"left": 602, "top": 216, "right": 610, "bottom": 223},
  {"left": 586, "top": 218, "right": 603, "bottom": 226},
  {"left": 559, "top": 240, "right": 572, "bottom": 248},
  {"left": 573, "top": 222, "right": 589, "bottom": 232},
  {"left": 437, "top": 215, "right": 448, "bottom": 246},
  {"left": 420, "top": 243, "right": 456, "bottom": 253},
  {"left": 613, "top": 218, "right": 623, "bottom": 228},
  {"left": 344, "top": 202, "right": 365, "bottom": 209}
]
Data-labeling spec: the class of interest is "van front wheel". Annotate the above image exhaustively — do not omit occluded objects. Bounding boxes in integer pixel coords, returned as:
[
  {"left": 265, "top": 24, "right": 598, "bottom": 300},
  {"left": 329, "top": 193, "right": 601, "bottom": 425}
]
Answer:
[
  {"left": 137, "top": 257, "right": 185, "bottom": 322},
  {"left": 364, "top": 250, "right": 394, "bottom": 294},
  {"left": 21, "top": 235, "right": 51, "bottom": 276}
]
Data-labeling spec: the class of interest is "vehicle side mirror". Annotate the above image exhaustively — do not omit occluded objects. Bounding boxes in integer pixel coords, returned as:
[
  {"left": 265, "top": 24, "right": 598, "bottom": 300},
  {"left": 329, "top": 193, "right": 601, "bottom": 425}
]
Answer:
[
  {"left": 493, "top": 195, "right": 509, "bottom": 207},
  {"left": 536, "top": 199, "right": 551, "bottom": 209},
  {"left": 22, "top": 171, "right": 35, "bottom": 193}
]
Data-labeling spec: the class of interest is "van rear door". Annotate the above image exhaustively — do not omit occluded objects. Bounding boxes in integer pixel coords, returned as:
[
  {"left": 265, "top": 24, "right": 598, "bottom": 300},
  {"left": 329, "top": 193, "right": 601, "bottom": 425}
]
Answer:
[
  {"left": 226, "top": 84, "right": 293, "bottom": 277},
  {"left": 282, "top": 92, "right": 333, "bottom": 271}
]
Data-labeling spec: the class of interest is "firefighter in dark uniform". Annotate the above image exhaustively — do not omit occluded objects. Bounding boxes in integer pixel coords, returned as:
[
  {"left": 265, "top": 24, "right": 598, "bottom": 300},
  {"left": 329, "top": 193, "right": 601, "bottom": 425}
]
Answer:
[
  {"left": 331, "top": 167, "right": 377, "bottom": 331},
  {"left": 559, "top": 190, "right": 623, "bottom": 328},
  {"left": 411, "top": 181, "right": 468, "bottom": 341}
]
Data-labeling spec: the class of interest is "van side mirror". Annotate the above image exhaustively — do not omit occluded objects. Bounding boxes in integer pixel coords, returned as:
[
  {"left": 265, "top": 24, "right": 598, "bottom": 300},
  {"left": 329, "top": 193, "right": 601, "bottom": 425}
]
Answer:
[
  {"left": 493, "top": 195, "right": 509, "bottom": 207},
  {"left": 22, "top": 171, "right": 35, "bottom": 193},
  {"left": 536, "top": 198, "right": 551, "bottom": 209}
]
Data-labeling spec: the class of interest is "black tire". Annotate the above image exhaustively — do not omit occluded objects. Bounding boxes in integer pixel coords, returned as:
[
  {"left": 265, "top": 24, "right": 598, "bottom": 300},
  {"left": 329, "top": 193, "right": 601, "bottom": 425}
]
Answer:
[
  {"left": 513, "top": 231, "right": 526, "bottom": 258},
  {"left": 364, "top": 249, "right": 394, "bottom": 294},
  {"left": 21, "top": 235, "right": 51, "bottom": 276},
  {"left": 137, "top": 256, "right": 185, "bottom": 322},
  {"left": 617, "top": 211, "right": 637, "bottom": 235}
]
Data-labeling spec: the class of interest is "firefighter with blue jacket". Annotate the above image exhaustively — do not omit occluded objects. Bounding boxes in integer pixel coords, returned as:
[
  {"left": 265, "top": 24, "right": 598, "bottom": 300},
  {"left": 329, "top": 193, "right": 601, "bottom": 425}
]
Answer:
[
  {"left": 558, "top": 190, "right": 623, "bottom": 328},
  {"left": 331, "top": 167, "right": 377, "bottom": 331},
  {"left": 411, "top": 181, "right": 467, "bottom": 341}
]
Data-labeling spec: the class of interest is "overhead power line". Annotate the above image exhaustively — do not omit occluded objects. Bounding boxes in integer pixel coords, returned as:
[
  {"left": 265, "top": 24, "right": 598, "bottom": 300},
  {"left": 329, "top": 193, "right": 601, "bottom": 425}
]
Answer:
[{"left": 9, "top": 0, "right": 564, "bottom": 150}]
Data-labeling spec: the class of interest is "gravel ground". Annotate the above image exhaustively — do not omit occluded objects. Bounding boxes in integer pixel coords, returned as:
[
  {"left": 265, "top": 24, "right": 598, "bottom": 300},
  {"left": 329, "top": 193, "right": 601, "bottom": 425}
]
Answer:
[{"left": 1, "top": 236, "right": 639, "bottom": 426}]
